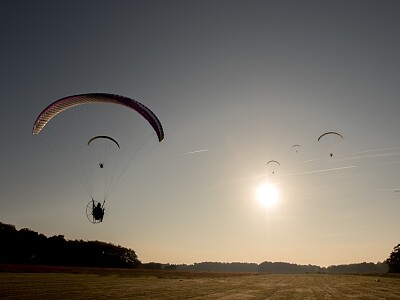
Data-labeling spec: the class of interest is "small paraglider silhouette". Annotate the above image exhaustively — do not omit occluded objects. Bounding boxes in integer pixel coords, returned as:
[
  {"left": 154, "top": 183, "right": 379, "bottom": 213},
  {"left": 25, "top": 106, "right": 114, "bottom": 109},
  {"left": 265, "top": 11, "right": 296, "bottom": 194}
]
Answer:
[
  {"left": 292, "top": 144, "right": 301, "bottom": 153},
  {"left": 88, "top": 136, "right": 121, "bottom": 170},
  {"left": 318, "top": 131, "right": 343, "bottom": 157},
  {"left": 266, "top": 160, "right": 280, "bottom": 174}
]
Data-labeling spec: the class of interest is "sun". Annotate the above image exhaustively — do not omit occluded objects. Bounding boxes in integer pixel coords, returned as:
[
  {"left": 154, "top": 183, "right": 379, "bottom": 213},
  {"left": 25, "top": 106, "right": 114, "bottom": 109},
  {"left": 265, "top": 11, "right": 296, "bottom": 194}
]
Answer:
[{"left": 255, "top": 183, "right": 279, "bottom": 208}]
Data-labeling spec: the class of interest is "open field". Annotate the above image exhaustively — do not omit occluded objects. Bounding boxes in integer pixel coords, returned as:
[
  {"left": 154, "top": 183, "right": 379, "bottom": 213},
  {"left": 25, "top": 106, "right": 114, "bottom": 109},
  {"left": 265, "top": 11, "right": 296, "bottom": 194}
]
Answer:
[{"left": 1, "top": 265, "right": 400, "bottom": 299}]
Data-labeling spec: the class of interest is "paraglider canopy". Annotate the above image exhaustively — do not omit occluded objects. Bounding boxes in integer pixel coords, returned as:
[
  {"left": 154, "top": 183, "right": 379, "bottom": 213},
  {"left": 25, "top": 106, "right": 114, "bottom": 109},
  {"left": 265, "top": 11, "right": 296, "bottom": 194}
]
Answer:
[
  {"left": 266, "top": 160, "right": 280, "bottom": 174},
  {"left": 292, "top": 144, "right": 301, "bottom": 153},
  {"left": 32, "top": 93, "right": 164, "bottom": 142},
  {"left": 317, "top": 131, "right": 343, "bottom": 142},
  {"left": 88, "top": 135, "right": 120, "bottom": 149},
  {"left": 318, "top": 131, "right": 343, "bottom": 157}
]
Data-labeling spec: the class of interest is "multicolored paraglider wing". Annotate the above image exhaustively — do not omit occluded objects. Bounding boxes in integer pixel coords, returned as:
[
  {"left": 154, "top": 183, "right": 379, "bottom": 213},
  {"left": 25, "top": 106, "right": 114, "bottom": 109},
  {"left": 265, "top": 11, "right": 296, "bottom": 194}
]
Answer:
[{"left": 32, "top": 93, "right": 164, "bottom": 142}]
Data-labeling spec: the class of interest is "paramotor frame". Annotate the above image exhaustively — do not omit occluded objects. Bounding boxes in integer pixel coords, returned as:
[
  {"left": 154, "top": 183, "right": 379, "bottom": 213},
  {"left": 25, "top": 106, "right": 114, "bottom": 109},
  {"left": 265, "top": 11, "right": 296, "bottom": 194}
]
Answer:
[{"left": 86, "top": 200, "right": 104, "bottom": 224}]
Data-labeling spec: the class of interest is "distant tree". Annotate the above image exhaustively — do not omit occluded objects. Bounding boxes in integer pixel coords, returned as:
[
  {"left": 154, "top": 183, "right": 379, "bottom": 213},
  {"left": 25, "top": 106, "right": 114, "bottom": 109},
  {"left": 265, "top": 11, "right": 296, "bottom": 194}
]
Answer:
[
  {"left": 386, "top": 244, "right": 400, "bottom": 273},
  {"left": 142, "top": 262, "right": 163, "bottom": 270},
  {"left": 178, "top": 262, "right": 259, "bottom": 273},
  {"left": 258, "top": 261, "right": 323, "bottom": 274},
  {"left": 0, "top": 222, "right": 17, "bottom": 234},
  {"left": 45, "top": 235, "right": 67, "bottom": 265},
  {"left": 0, "top": 222, "right": 18, "bottom": 263},
  {"left": 17, "top": 228, "right": 40, "bottom": 263},
  {"left": 163, "top": 264, "right": 177, "bottom": 270},
  {"left": 326, "top": 262, "right": 388, "bottom": 274}
]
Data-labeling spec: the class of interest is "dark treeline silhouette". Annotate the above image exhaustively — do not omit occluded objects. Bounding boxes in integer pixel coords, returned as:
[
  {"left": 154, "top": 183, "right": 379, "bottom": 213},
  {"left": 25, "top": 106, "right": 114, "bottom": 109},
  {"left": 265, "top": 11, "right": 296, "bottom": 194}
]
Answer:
[
  {"left": 1, "top": 221, "right": 396, "bottom": 273},
  {"left": 141, "top": 262, "right": 164, "bottom": 270},
  {"left": 141, "top": 263, "right": 178, "bottom": 270},
  {"left": 0, "top": 222, "right": 140, "bottom": 268},
  {"left": 326, "top": 262, "right": 388, "bottom": 273},
  {"left": 177, "top": 262, "right": 259, "bottom": 273},
  {"left": 258, "top": 261, "right": 322, "bottom": 273},
  {"left": 175, "top": 261, "right": 388, "bottom": 274},
  {"left": 176, "top": 261, "right": 388, "bottom": 274}
]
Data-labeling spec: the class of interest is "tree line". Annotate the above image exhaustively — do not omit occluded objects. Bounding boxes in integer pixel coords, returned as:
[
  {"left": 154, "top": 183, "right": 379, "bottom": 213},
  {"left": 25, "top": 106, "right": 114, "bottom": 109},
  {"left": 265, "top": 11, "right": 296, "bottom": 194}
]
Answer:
[
  {"left": 172, "top": 261, "right": 388, "bottom": 274},
  {"left": 147, "top": 251, "right": 400, "bottom": 274},
  {"left": 1, "top": 221, "right": 399, "bottom": 273},
  {"left": 0, "top": 222, "right": 141, "bottom": 268}
]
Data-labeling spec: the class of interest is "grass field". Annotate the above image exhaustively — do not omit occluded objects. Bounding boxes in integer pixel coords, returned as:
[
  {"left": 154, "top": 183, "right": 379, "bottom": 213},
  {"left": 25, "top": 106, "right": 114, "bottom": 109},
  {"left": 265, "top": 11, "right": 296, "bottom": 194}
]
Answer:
[{"left": 1, "top": 265, "right": 400, "bottom": 299}]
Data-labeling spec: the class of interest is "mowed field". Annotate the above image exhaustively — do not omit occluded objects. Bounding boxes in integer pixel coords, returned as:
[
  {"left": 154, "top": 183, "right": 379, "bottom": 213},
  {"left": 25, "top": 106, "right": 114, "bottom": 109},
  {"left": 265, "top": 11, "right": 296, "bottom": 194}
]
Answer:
[{"left": 1, "top": 265, "right": 400, "bottom": 299}]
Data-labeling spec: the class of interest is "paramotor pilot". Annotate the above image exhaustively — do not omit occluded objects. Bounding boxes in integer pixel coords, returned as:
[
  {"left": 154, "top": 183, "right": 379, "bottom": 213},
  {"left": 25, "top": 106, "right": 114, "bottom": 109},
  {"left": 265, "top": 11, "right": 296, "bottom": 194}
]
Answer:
[{"left": 92, "top": 201, "right": 104, "bottom": 222}]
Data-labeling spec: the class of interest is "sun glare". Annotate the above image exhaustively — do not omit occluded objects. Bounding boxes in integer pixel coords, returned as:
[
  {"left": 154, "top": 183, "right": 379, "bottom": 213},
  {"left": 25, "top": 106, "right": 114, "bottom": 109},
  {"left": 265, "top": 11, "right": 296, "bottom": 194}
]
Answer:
[{"left": 255, "top": 183, "right": 279, "bottom": 208}]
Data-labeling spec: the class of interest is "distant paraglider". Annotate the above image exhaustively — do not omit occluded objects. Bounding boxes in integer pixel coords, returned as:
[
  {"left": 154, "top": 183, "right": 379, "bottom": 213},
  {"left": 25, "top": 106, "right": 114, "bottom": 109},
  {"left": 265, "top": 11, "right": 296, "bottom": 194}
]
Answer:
[
  {"left": 292, "top": 144, "right": 301, "bottom": 153},
  {"left": 33, "top": 93, "right": 164, "bottom": 224},
  {"left": 266, "top": 160, "right": 280, "bottom": 174},
  {"left": 87, "top": 135, "right": 120, "bottom": 169},
  {"left": 318, "top": 131, "right": 343, "bottom": 157}
]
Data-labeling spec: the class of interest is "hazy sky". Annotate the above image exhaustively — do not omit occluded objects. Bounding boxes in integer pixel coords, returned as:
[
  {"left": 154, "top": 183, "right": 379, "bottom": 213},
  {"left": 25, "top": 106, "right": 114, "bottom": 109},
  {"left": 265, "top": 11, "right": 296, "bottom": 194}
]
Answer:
[{"left": 1, "top": 0, "right": 400, "bottom": 267}]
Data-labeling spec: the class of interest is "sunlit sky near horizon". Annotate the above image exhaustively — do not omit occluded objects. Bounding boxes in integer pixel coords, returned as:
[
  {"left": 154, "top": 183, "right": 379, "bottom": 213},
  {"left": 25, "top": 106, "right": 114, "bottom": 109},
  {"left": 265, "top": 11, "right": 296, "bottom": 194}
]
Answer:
[{"left": 1, "top": 0, "right": 400, "bottom": 267}]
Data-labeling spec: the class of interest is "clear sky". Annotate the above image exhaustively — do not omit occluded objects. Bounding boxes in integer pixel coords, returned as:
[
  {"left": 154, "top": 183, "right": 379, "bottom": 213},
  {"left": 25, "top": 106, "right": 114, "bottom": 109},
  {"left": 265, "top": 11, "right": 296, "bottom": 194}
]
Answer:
[{"left": 1, "top": 0, "right": 399, "bottom": 267}]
